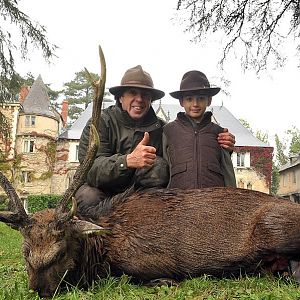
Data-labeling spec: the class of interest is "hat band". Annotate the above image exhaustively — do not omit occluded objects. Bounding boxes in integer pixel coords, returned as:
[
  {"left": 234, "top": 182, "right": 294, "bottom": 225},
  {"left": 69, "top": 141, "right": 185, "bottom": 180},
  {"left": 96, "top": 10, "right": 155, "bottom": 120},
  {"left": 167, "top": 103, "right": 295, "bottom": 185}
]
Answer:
[{"left": 123, "top": 80, "right": 153, "bottom": 87}]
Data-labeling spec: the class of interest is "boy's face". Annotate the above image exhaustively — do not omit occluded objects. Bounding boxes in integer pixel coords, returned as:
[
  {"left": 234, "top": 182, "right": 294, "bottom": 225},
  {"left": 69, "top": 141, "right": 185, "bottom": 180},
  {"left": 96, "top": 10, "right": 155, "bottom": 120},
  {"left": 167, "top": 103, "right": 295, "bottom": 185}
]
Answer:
[{"left": 180, "top": 94, "right": 211, "bottom": 121}]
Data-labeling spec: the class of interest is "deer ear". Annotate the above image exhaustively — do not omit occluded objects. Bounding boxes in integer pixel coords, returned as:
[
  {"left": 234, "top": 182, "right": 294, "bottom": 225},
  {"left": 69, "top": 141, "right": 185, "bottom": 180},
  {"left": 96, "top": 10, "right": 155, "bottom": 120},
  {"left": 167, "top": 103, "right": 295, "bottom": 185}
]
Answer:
[{"left": 71, "top": 219, "right": 110, "bottom": 236}]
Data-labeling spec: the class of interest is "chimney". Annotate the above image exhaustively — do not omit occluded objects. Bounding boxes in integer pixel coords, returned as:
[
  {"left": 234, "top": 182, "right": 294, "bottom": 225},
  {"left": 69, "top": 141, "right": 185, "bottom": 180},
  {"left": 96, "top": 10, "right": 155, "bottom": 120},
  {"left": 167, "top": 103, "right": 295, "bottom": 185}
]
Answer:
[
  {"left": 19, "top": 86, "right": 30, "bottom": 104},
  {"left": 61, "top": 100, "right": 69, "bottom": 127}
]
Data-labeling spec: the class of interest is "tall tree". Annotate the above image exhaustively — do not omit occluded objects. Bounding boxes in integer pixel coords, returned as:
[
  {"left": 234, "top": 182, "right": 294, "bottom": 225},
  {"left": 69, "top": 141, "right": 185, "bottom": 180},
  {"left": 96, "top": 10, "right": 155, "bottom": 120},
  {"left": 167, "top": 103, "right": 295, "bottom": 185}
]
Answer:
[
  {"left": 63, "top": 69, "right": 112, "bottom": 123},
  {"left": 274, "top": 134, "right": 288, "bottom": 167},
  {"left": 255, "top": 130, "right": 269, "bottom": 144},
  {"left": 176, "top": 0, "right": 300, "bottom": 72},
  {"left": 270, "top": 163, "right": 280, "bottom": 195},
  {"left": 286, "top": 126, "right": 300, "bottom": 156},
  {"left": 0, "top": 0, "right": 56, "bottom": 142},
  {"left": 0, "top": 0, "right": 57, "bottom": 101},
  {"left": 63, "top": 70, "right": 99, "bottom": 122}
]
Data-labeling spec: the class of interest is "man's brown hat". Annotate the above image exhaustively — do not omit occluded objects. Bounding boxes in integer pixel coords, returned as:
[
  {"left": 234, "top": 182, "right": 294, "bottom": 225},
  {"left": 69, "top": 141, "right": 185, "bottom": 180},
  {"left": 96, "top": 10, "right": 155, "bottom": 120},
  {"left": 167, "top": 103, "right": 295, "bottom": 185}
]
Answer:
[
  {"left": 170, "top": 70, "right": 220, "bottom": 99},
  {"left": 109, "top": 65, "right": 165, "bottom": 101}
]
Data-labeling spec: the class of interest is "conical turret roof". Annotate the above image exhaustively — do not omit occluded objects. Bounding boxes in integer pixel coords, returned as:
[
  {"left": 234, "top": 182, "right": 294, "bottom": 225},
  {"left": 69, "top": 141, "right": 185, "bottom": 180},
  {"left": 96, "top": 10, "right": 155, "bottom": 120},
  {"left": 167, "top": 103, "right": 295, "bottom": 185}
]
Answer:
[{"left": 22, "top": 75, "right": 58, "bottom": 119}]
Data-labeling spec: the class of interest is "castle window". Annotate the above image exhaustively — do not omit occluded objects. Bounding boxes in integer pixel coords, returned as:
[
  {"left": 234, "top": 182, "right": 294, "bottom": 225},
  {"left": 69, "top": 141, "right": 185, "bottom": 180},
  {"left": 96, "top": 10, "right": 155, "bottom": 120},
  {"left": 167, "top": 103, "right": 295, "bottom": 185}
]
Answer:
[
  {"left": 247, "top": 183, "right": 252, "bottom": 190},
  {"left": 292, "top": 171, "right": 296, "bottom": 184},
  {"left": 237, "top": 152, "right": 245, "bottom": 167},
  {"left": 23, "top": 139, "right": 35, "bottom": 153},
  {"left": 21, "top": 171, "right": 33, "bottom": 183},
  {"left": 75, "top": 144, "right": 79, "bottom": 161},
  {"left": 235, "top": 152, "right": 250, "bottom": 168},
  {"left": 238, "top": 180, "right": 244, "bottom": 188},
  {"left": 25, "top": 115, "right": 36, "bottom": 127}
]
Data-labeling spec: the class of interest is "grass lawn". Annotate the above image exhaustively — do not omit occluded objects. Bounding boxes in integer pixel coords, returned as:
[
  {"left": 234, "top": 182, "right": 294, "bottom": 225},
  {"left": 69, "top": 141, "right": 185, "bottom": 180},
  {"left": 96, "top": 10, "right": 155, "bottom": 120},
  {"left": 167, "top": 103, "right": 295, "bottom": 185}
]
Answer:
[{"left": 1, "top": 222, "right": 300, "bottom": 299}]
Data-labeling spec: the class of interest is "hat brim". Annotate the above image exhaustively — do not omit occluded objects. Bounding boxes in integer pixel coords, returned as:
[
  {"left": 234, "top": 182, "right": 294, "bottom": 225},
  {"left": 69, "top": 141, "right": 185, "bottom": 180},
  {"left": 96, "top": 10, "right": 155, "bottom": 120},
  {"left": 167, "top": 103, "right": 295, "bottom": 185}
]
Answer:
[
  {"left": 109, "top": 84, "right": 165, "bottom": 101},
  {"left": 170, "top": 87, "right": 220, "bottom": 99}
]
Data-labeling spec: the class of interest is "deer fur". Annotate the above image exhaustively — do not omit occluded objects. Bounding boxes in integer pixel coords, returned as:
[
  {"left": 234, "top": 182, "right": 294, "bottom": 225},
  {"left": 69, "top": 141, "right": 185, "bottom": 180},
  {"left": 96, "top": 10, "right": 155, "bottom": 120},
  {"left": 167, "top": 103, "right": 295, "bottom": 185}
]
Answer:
[{"left": 9, "top": 186, "right": 300, "bottom": 297}]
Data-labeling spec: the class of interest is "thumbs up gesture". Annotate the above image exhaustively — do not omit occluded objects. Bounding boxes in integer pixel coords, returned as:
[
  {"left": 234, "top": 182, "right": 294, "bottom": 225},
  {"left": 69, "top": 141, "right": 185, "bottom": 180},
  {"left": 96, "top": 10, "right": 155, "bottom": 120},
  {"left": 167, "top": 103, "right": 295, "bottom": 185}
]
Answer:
[{"left": 126, "top": 132, "right": 157, "bottom": 168}]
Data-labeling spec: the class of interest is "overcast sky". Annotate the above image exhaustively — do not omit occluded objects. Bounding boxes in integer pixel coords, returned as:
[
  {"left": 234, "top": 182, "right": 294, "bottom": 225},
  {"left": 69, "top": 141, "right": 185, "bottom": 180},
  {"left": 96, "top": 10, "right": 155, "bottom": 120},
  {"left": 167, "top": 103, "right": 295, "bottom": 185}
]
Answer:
[{"left": 16, "top": 0, "right": 300, "bottom": 146}]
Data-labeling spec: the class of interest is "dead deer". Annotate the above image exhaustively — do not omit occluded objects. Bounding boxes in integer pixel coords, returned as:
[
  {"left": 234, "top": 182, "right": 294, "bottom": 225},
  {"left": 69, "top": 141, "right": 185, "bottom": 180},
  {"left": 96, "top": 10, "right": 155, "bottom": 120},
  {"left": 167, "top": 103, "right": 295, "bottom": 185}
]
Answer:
[{"left": 1, "top": 47, "right": 300, "bottom": 298}]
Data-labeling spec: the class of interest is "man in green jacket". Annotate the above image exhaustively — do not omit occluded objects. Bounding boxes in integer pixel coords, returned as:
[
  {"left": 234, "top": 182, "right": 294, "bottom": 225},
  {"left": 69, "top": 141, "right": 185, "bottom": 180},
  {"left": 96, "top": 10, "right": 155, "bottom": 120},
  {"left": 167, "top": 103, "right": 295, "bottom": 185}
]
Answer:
[{"left": 75, "top": 65, "right": 235, "bottom": 217}]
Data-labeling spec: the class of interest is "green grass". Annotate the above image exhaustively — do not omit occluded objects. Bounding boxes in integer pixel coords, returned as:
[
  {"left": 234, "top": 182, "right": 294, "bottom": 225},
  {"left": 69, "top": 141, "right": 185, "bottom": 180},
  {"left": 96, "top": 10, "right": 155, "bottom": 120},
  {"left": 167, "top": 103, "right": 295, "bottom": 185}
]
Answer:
[{"left": 1, "top": 221, "right": 300, "bottom": 299}]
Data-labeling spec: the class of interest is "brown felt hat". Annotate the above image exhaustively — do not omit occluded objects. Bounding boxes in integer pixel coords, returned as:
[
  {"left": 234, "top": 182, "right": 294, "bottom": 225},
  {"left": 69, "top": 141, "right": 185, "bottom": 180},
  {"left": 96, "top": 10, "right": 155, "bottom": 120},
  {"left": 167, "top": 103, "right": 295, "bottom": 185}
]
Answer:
[
  {"left": 170, "top": 70, "right": 220, "bottom": 99},
  {"left": 109, "top": 65, "right": 165, "bottom": 101}
]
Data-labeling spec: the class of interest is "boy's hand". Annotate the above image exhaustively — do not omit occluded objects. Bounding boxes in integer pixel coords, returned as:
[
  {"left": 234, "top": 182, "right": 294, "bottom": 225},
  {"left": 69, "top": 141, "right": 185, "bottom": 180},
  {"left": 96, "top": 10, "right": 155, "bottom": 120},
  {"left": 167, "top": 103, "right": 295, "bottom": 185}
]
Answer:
[
  {"left": 218, "top": 128, "right": 235, "bottom": 151},
  {"left": 126, "top": 132, "right": 156, "bottom": 168}
]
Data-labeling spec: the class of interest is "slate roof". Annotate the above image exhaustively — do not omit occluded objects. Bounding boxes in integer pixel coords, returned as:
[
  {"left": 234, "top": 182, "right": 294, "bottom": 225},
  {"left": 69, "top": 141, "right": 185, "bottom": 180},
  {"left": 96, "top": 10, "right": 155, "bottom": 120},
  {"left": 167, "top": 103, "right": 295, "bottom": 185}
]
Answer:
[
  {"left": 59, "top": 98, "right": 114, "bottom": 139},
  {"left": 21, "top": 75, "right": 58, "bottom": 120},
  {"left": 279, "top": 153, "right": 300, "bottom": 172},
  {"left": 59, "top": 102, "right": 93, "bottom": 139},
  {"left": 208, "top": 106, "right": 270, "bottom": 147},
  {"left": 59, "top": 101, "right": 270, "bottom": 148}
]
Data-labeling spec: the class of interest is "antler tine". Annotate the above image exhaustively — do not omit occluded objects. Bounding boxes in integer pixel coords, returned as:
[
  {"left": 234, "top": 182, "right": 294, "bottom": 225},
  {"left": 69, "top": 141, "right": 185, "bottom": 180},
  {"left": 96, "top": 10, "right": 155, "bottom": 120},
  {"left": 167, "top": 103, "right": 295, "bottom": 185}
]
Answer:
[
  {"left": 93, "top": 46, "right": 106, "bottom": 128},
  {"left": 56, "top": 45, "right": 106, "bottom": 215},
  {"left": 0, "top": 171, "right": 29, "bottom": 227}
]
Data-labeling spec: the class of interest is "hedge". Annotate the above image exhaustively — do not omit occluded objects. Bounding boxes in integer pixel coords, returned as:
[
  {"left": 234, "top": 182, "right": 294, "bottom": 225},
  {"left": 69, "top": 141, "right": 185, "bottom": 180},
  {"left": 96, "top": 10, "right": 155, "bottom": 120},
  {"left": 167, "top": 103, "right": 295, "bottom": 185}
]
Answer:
[{"left": 27, "top": 194, "right": 62, "bottom": 213}]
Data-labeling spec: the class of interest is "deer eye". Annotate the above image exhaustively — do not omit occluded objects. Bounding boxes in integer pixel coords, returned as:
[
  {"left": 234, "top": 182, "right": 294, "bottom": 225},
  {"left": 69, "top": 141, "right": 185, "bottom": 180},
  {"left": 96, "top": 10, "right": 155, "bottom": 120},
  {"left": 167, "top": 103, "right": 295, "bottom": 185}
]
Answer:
[{"left": 54, "top": 250, "right": 66, "bottom": 262}]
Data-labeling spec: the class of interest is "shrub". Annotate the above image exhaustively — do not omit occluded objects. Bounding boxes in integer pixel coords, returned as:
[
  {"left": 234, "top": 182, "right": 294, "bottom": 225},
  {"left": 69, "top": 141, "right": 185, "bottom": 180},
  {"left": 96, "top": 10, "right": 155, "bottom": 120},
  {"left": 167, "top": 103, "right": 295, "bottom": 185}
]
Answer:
[{"left": 27, "top": 194, "right": 62, "bottom": 213}]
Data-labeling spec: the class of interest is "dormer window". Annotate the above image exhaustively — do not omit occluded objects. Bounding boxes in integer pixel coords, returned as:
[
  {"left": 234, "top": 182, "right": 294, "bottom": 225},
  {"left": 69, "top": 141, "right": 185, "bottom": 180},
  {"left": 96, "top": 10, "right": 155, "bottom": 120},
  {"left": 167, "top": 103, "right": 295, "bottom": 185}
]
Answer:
[{"left": 25, "top": 115, "right": 36, "bottom": 127}]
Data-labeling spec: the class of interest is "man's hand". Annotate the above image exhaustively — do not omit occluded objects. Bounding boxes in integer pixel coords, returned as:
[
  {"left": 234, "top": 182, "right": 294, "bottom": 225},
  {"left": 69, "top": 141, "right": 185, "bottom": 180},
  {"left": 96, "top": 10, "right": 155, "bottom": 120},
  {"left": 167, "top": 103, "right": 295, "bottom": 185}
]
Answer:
[
  {"left": 126, "top": 132, "right": 156, "bottom": 168},
  {"left": 218, "top": 128, "right": 235, "bottom": 151}
]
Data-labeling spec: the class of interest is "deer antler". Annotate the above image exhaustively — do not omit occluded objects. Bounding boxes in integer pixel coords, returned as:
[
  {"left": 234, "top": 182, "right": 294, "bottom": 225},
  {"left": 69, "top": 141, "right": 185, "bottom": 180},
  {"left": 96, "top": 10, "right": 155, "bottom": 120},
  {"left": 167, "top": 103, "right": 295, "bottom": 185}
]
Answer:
[
  {"left": 56, "top": 45, "right": 106, "bottom": 218},
  {"left": 0, "top": 171, "right": 29, "bottom": 228}
]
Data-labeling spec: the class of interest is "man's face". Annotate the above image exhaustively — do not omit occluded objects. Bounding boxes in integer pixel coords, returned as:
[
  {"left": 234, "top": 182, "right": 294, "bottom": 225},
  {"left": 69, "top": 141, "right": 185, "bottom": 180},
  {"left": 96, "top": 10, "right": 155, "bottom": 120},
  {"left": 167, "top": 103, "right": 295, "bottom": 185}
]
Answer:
[
  {"left": 120, "top": 88, "right": 152, "bottom": 119},
  {"left": 180, "top": 94, "right": 211, "bottom": 121}
]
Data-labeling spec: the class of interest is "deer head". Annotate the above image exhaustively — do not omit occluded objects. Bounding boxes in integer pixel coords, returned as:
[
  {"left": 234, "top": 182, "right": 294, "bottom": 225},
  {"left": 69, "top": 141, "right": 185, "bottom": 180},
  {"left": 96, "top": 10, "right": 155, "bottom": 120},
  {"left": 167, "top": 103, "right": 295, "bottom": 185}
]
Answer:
[{"left": 0, "top": 46, "right": 107, "bottom": 297}]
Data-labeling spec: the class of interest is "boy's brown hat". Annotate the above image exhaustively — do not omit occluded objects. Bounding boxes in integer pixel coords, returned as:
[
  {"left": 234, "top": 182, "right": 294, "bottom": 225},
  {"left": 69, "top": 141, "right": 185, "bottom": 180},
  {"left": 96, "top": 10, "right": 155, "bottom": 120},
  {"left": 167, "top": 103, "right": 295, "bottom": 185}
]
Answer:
[
  {"left": 170, "top": 70, "right": 220, "bottom": 99},
  {"left": 109, "top": 65, "right": 165, "bottom": 101}
]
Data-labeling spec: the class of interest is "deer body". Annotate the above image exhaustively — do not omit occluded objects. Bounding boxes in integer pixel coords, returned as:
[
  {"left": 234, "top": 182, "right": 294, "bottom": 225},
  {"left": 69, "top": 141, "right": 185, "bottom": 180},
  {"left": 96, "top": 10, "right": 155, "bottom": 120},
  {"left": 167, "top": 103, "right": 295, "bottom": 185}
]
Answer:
[
  {"left": 19, "top": 187, "right": 300, "bottom": 297},
  {"left": 87, "top": 187, "right": 300, "bottom": 279}
]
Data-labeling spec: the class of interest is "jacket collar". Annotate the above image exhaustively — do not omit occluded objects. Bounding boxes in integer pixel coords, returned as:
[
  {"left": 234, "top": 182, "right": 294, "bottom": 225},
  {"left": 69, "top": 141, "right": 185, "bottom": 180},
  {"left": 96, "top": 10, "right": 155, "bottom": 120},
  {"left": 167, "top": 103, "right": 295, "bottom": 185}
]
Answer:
[{"left": 177, "top": 111, "right": 212, "bottom": 129}]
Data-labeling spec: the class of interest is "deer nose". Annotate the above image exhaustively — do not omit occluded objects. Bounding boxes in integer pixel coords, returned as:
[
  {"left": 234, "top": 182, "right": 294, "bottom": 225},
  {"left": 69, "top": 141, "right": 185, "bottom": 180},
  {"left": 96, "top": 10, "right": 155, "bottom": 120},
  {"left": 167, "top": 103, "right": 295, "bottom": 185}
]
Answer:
[
  {"left": 30, "top": 281, "right": 54, "bottom": 298},
  {"left": 37, "top": 287, "right": 53, "bottom": 298}
]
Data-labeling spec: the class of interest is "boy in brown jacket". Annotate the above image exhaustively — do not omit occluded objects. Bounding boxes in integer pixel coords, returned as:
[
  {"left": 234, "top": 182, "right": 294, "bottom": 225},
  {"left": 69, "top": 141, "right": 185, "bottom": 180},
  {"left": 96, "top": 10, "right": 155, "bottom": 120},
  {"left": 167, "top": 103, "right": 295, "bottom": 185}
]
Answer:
[{"left": 163, "top": 70, "right": 236, "bottom": 189}]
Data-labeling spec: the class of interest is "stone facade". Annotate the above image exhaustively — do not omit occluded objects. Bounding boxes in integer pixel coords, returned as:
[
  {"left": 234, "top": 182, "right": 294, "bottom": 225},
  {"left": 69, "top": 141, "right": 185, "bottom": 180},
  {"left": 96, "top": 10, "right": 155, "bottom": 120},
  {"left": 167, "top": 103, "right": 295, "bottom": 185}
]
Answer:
[
  {"left": 0, "top": 103, "right": 20, "bottom": 161},
  {"left": 278, "top": 154, "right": 300, "bottom": 202},
  {"left": 51, "top": 139, "right": 78, "bottom": 195},
  {"left": 0, "top": 76, "right": 63, "bottom": 198}
]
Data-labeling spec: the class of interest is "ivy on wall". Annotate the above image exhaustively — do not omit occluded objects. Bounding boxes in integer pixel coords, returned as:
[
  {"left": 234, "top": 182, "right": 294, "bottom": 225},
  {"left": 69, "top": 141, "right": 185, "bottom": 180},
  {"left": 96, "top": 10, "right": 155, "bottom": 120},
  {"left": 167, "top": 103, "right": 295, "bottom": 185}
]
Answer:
[{"left": 36, "top": 140, "right": 57, "bottom": 180}]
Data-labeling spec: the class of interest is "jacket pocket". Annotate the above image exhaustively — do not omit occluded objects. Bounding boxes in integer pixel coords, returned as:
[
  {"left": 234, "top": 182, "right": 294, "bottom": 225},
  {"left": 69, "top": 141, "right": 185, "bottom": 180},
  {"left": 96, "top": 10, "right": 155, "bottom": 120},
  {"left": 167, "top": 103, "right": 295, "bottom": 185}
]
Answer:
[
  {"left": 207, "top": 162, "right": 223, "bottom": 175},
  {"left": 205, "top": 162, "right": 225, "bottom": 187},
  {"left": 168, "top": 162, "right": 188, "bottom": 189},
  {"left": 171, "top": 162, "right": 187, "bottom": 176}
]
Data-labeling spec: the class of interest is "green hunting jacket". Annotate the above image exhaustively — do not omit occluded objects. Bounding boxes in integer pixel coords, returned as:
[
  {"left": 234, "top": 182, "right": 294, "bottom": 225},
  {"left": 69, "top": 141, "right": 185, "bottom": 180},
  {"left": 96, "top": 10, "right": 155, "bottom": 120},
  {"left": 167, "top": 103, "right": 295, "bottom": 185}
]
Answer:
[{"left": 78, "top": 104, "right": 168, "bottom": 194}]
